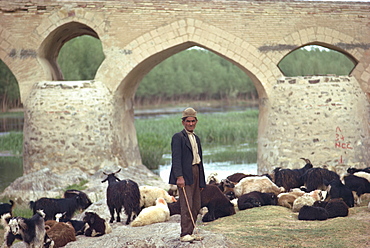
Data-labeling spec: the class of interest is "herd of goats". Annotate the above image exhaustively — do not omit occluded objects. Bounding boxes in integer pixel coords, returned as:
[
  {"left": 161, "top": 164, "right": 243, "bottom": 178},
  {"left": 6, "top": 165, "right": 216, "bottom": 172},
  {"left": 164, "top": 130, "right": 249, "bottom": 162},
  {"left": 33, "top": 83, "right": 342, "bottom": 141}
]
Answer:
[{"left": 1, "top": 158, "right": 370, "bottom": 247}]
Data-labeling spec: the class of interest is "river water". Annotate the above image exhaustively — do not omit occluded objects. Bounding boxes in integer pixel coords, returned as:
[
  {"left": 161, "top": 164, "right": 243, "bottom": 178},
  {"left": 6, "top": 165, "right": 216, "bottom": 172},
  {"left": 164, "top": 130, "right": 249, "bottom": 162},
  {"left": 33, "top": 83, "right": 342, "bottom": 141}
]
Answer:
[{"left": 0, "top": 105, "right": 258, "bottom": 191}]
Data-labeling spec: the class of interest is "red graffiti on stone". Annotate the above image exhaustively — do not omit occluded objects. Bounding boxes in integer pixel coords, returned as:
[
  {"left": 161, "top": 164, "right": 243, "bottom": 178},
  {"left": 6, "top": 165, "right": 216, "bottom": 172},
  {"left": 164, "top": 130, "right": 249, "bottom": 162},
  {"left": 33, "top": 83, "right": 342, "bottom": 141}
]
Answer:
[{"left": 335, "top": 126, "right": 353, "bottom": 149}]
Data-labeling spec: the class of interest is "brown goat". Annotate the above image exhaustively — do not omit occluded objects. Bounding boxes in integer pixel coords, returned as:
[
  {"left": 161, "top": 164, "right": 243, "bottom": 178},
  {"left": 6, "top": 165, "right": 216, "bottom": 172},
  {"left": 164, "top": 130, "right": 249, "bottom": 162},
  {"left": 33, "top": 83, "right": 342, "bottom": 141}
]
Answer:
[{"left": 45, "top": 221, "right": 76, "bottom": 248}]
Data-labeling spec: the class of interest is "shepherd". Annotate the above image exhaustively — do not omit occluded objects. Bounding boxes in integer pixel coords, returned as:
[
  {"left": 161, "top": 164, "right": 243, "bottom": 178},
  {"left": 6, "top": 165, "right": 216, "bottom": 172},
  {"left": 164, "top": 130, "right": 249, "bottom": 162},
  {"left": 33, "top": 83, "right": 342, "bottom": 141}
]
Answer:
[{"left": 168, "top": 107, "right": 206, "bottom": 242}]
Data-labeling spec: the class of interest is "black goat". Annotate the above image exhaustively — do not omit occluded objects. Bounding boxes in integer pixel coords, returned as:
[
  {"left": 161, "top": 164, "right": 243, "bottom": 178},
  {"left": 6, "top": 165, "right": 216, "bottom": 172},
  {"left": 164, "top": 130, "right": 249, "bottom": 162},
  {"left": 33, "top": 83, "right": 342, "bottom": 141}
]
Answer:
[
  {"left": 347, "top": 167, "right": 370, "bottom": 174},
  {"left": 64, "top": 189, "right": 92, "bottom": 209},
  {"left": 273, "top": 158, "right": 313, "bottom": 191},
  {"left": 314, "top": 198, "right": 349, "bottom": 218},
  {"left": 6, "top": 210, "right": 46, "bottom": 248},
  {"left": 168, "top": 185, "right": 236, "bottom": 221},
  {"left": 0, "top": 200, "right": 15, "bottom": 216},
  {"left": 83, "top": 211, "right": 112, "bottom": 237},
  {"left": 55, "top": 212, "right": 86, "bottom": 235},
  {"left": 298, "top": 205, "right": 328, "bottom": 221},
  {"left": 237, "top": 191, "right": 278, "bottom": 210},
  {"left": 101, "top": 169, "right": 141, "bottom": 224},
  {"left": 344, "top": 174, "right": 370, "bottom": 198},
  {"left": 301, "top": 167, "right": 340, "bottom": 192},
  {"left": 201, "top": 184, "right": 236, "bottom": 222},
  {"left": 29, "top": 194, "right": 91, "bottom": 220},
  {"left": 326, "top": 179, "right": 354, "bottom": 208}
]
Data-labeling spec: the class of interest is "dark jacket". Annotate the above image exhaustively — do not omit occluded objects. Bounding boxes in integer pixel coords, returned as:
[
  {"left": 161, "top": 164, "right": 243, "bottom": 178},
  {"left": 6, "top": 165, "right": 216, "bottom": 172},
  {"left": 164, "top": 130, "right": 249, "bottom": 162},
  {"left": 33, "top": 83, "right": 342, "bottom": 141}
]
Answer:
[{"left": 169, "top": 129, "right": 206, "bottom": 188}]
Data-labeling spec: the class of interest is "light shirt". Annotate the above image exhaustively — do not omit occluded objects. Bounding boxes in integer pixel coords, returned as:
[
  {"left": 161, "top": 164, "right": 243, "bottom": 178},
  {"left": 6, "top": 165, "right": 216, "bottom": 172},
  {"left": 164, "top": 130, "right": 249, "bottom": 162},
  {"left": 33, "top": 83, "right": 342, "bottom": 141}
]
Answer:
[{"left": 186, "top": 130, "right": 201, "bottom": 165}]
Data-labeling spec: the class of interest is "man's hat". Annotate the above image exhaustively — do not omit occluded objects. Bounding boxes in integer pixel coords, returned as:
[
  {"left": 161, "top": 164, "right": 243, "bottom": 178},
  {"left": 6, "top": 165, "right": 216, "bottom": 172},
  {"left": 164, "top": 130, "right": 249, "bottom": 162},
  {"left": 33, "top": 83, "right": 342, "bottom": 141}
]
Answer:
[{"left": 182, "top": 107, "right": 197, "bottom": 118}]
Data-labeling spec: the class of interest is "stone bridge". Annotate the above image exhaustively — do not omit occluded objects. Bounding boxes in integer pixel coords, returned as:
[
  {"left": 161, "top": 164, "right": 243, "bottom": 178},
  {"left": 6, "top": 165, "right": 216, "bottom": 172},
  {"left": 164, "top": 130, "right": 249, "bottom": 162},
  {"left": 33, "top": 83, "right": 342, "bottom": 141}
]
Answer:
[{"left": 1, "top": 0, "right": 369, "bottom": 175}]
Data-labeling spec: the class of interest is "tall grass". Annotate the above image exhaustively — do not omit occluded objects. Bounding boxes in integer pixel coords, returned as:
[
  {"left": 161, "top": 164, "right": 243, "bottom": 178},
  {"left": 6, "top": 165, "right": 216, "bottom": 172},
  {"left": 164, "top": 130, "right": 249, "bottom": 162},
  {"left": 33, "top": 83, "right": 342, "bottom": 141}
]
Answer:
[
  {"left": 135, "top": 109, "right": 259, "bottom": 169},
  {"left": 0, "top": 132, "right": 23, "bottom": 155}
]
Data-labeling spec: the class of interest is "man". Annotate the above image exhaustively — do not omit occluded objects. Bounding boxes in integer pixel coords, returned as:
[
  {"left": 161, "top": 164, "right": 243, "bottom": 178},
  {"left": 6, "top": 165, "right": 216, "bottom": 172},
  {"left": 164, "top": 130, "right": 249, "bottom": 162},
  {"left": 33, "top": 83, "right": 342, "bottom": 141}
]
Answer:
[{"left": 169, "top": 107, "right": 206, "bottom": 242}]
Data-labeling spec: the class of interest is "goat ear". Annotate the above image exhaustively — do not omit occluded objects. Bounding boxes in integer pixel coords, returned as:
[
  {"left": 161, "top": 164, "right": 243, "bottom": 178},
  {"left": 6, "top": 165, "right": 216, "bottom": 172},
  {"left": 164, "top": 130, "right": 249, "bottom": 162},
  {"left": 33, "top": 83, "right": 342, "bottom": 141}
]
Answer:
[{"left": 18, "top": 219, "right": 28, "bottom": 230}]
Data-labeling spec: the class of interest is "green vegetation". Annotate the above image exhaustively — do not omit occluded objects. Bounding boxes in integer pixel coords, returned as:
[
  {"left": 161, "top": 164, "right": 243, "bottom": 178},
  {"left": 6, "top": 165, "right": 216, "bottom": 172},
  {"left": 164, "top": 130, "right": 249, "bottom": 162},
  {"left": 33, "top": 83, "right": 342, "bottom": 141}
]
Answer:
[
  {"left": 63, "top": 179, "right": 89, "bottom": 191},
  {"left": 57, "top": 35, "right": 105, "bottom": 80},
  {"left": 135, "top": 110, "right": 259, "bottom": 169},
  {"left": 0, "top": 60, "right": 20, "bottom": 111},
  {"left": 279, "top": 46, "right": 355, "bottom": 76},
  {"left": 0, "top": 132, "right": 23, "bottom": 155}
]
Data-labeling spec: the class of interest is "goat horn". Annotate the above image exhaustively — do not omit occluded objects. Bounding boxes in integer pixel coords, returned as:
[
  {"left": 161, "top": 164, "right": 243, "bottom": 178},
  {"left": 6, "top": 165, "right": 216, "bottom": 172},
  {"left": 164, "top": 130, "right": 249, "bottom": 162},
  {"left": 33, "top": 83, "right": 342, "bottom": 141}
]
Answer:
[
  {"left": 300, "top": 158, "right": 311, "bottom": 164},
  {"left": 114, "top": 168, "right": 121, "bottom": 174}
]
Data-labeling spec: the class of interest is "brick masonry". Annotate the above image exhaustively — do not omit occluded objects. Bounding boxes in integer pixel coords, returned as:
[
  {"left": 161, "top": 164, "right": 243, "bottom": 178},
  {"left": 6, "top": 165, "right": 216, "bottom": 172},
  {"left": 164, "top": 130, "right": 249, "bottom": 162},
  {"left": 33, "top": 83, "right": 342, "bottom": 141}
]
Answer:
[{"left": 0, "top": 0, "right": 369, "bottom": 174}]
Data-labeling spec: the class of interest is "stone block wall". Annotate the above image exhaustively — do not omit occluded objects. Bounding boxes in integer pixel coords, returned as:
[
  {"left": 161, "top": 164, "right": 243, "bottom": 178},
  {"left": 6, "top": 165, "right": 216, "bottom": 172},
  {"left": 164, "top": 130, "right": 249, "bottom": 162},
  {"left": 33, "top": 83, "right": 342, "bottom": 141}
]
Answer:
[
  {"left": 258, "top": 75, "right": 370, "bottom": 174},
  {"left": 23, "top": 81, "right": 141, "bottom": 174}
]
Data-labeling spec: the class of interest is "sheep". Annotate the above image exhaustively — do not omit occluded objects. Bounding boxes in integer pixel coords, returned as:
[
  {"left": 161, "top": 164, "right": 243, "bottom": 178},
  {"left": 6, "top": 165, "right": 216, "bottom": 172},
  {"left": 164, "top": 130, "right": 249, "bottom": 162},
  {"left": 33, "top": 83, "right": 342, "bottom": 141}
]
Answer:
[
  {"left": 29, "top": 193, "right": 91, "bottom": 220},
  {"left": 272, "top": 158, "right": 313, "bottom": 191},
  {"left": 313, "top": 198, "right": 349, "bottom": 218},
  {"left": 300, "top": 167, "right": 340, "bottom": 192},
  {"left": 298, "top": 205, "right": 328, "bottom": 221},
  {"left": 326, "top": 179, "right": 354, "bottom": 207},
  {"left": 277, "top": 189, "right": 305, "bottom": 209},
  {"left": 83, "top": 211, "right": 112, "bottom": 237},
  {"left": 201, "top": 184, "right": 236, "bottom": 222},
  {"left": 237, "top": 191, "right": 278, "bottom": 210},
  {"left": 292, "top": 190, "right": 326, "bottom": 212},
  {"left": 130, "top": 197, "right": 170, "bottom": 227},
  {"left": 139, "top": 185, "right": 177, "bottom": 209},
  {"left": 6, "top": 210, "right": 46, "bottom": 248},
  {"left": 234, "top": 175, "right": 284, "bottom": 198},
  {"left": 101, "top": 169, "right": 141, "bottom": 224},
  {"left": 0, "top": 200, "right": 15, "bottom": 217},
  {"left": 44, "top": 220, "right": 76, "bottom": 247}
]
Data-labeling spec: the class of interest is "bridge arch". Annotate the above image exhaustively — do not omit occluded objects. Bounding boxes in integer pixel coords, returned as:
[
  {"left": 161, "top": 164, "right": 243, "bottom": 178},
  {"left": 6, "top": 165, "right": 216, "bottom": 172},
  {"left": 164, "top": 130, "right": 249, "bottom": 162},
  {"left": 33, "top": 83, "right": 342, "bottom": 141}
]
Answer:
[
  {"left": 273, "top": 26, "right": 370, "bottom": 95},
  {"left": 95, "top": 18, "right": 282, "bottom": 100},
  {"left": 36, "top": 7, "right": 105, "bottom": 81}
]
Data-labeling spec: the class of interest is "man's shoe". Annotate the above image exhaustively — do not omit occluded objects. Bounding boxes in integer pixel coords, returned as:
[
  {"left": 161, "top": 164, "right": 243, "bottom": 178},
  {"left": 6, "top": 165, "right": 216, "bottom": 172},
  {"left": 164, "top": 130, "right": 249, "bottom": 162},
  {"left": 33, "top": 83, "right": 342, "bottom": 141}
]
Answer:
[
  {"left": 180, "top": 234, "right": 195, "bottom": 242},
  {"left": 191, "top": 234, "right": 204, "bottom": 241}
]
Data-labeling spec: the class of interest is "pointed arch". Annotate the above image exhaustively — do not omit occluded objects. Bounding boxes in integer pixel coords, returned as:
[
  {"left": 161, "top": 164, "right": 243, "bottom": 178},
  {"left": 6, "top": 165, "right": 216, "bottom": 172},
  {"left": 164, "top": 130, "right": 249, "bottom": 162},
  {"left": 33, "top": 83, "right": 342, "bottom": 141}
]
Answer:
[{"left": 95, "top": 18, "right": 283, "bottom": 100}]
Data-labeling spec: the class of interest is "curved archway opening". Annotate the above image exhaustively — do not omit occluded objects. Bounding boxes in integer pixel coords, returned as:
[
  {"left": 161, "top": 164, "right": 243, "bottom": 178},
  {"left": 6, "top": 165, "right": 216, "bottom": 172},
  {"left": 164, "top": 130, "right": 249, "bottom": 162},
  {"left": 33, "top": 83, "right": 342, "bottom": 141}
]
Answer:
[
  {"left": 0, "top": 59, "right": 23, "bottom": 191},
  {"left": 278, "top": 44, "right": 357, "bottom": 76},
  {"left": 57, "top": 35, "right": 105, "bottom": 80},
  {"left": 131, "top": 45, "right": 259, "bottom": 178},
  {"left": 38, "top": 22, "right": 104, "bottom": 80}
]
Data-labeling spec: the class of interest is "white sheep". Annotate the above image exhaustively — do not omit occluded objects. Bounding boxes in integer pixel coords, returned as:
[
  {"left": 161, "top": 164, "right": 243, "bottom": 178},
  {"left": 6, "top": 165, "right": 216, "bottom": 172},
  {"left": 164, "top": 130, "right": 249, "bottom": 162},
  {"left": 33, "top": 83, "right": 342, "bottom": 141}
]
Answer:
[
  {"left": 234, "top": 176, "right": 284, "bottom": 197},
  {"left": 292, "top": 189, "right": 326, "bottom": 212},
  {"left": 139, "top": 186, "right": 177, "bottom": 208},
  {"left": 277, "top": 189, "right": 305, "bottom": 209},
  {"left": 130, "top": 197, "right": 170, "bottom": 227}
]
